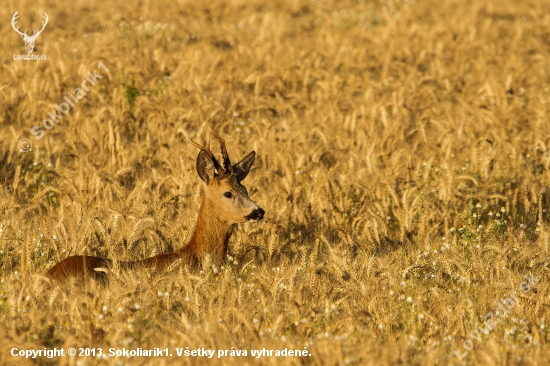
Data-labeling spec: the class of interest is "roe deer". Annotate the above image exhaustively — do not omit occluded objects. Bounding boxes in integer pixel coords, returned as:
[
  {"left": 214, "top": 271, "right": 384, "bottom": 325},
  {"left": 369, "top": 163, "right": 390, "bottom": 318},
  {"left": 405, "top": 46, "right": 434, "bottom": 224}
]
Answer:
[{"left": 46, "top": 129, "right": 265, "bottom": 283}]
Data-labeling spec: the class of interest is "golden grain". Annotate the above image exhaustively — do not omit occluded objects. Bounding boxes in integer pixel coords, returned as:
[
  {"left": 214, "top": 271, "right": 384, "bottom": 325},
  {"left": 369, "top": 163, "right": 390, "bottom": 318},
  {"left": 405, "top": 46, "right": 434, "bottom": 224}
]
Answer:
[{"left": 1, "top": 0, "right": 550, "bottom": 365}]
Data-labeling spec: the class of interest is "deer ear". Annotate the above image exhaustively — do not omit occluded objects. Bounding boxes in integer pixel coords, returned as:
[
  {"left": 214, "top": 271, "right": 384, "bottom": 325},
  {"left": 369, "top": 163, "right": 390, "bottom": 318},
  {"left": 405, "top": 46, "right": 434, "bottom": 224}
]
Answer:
[
  {"left": 233, "top": 151, "right": 255, "bottom": 181},
  {"left": 196, "top": 150, "right": 216, "bottom": 183}
]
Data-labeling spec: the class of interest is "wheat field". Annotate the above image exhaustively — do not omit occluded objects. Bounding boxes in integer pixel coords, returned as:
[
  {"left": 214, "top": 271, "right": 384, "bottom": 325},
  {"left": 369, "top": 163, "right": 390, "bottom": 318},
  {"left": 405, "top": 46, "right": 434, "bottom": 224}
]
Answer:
[{"left": 1, "top": 0, "right": 550, "bottom": 365}]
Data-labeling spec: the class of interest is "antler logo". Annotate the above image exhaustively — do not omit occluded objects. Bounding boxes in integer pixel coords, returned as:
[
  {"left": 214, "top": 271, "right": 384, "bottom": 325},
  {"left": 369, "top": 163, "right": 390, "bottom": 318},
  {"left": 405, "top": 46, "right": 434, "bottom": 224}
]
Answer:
[{"left": 11, "top": 11, "right": 49, "bottom": 54}]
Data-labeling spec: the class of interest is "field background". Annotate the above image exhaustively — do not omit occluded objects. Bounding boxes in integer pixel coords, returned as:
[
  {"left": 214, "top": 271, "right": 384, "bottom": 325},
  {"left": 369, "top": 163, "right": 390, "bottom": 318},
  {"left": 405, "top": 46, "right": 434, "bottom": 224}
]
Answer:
[{"left": 1, "top": 0, "right": 550, "bottom": 364}]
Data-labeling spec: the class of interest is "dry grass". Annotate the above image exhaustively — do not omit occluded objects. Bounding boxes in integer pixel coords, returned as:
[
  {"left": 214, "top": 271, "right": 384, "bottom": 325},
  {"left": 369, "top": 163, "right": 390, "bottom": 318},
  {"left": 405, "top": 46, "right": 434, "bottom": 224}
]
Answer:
[{"left": 1, "top": 0, "right": 550, "bottom": 364}]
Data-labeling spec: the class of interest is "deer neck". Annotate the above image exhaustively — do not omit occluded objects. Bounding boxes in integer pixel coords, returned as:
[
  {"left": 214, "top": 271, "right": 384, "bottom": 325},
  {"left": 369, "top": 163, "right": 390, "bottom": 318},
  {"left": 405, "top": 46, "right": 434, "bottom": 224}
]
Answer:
[{"left": 179, "top": 198, "right": 233, "bottom": 266}]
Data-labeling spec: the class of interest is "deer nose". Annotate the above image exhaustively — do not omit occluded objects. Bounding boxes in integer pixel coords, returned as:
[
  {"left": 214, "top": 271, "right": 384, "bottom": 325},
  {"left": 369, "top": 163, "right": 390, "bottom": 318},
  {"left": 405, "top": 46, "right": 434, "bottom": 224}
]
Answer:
[{"left": 247, "top": 208, "right": 265, "bottom": 221}]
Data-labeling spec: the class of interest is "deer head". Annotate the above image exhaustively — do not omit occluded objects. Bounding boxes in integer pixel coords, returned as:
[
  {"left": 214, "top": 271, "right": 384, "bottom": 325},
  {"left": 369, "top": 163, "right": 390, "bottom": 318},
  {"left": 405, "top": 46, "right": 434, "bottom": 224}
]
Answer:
[
  {"left": 12, "top": 11, "right": 49, "bottom": 54},
  {"left": 187, "top": 129, "right": 265, "bottom": 223}
]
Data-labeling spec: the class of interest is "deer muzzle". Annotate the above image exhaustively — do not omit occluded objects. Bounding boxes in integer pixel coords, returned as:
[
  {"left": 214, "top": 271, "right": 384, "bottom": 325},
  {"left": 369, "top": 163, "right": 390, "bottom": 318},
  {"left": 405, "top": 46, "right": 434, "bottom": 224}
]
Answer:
[{"left": 245, "top": 208, "right": 265, "bottom": 222}]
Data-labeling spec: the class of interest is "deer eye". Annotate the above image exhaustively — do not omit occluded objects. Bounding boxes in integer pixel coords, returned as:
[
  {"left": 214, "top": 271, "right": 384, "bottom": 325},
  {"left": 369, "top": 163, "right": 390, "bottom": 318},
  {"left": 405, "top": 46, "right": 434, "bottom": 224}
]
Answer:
[{"left": 223, "top": 192, "right": 233, "bottom": 199}]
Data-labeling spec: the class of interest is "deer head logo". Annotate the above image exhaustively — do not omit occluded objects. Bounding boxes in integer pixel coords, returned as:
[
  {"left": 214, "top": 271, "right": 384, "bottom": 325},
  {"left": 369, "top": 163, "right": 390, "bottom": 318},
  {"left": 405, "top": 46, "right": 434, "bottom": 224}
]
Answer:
[{"left": 11, "top": 11, "right": 48, "bottom": 54}]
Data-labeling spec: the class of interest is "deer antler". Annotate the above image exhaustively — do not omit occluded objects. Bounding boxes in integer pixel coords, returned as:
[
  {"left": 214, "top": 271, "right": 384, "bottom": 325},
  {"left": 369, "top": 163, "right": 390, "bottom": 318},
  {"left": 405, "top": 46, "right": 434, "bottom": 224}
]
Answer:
[
  {"left": 11, "top": 12, "right": 48, "bottom": 39},
  {"left": 34, "top": 13, "right": 49, "bottom": 38},
  {"left": 11, "top": 11, "right": 27, "bottom": 37},
  {"left": 209, "top": 128, "right": 233, "bottom": 174},
  {"left": 186, "top": 132, "right": 225, "bottom": 177}
]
